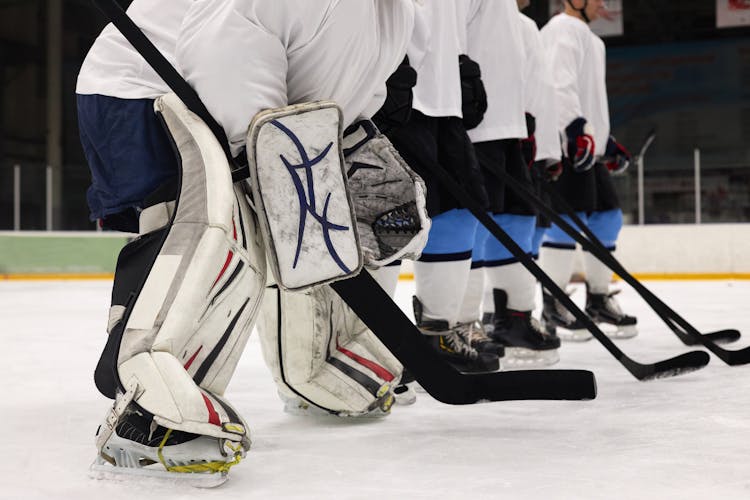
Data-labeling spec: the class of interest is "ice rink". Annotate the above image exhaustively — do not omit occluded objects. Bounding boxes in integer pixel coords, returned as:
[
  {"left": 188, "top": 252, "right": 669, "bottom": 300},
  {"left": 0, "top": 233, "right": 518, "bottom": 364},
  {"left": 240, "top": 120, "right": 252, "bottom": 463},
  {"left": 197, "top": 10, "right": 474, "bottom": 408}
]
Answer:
[{"left": 2, "top": 279, "right": 749, "bottom": 499}]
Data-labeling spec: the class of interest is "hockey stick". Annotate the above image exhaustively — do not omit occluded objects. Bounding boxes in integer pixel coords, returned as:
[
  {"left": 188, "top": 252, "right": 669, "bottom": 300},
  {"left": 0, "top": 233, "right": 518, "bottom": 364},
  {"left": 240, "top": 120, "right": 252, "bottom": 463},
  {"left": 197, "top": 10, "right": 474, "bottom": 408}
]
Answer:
[
  {"left": 489, "top": 160, "right": 747, "bottom": 366},
  {"left": 538, "top": 182, "right": 749, "bottom": 365},
  {"left": 542, "top": 178, "right": 740, "bottom": 348},
  {"left": 92, "top": 0, "right": 597, "bottom": 403},
  {"left": 415, "top": 155, "right": 709, "bottom": 381}
]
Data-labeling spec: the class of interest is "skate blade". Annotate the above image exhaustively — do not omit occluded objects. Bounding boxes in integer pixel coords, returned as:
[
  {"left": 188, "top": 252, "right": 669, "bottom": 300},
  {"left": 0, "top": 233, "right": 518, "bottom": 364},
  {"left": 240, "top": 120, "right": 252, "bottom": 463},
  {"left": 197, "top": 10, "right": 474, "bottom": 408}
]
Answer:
[
  {"left": 557, "top": 328, "right": 593, "bottom": 342},
  {"left": 602, "top": 324, "right": 638, "bottom": 339},
  {"left": 89, "top": 457, "right": 228, "bottom": 489},
  {"left": 504, "top": 348, "right": 560, "bottom": 368}
]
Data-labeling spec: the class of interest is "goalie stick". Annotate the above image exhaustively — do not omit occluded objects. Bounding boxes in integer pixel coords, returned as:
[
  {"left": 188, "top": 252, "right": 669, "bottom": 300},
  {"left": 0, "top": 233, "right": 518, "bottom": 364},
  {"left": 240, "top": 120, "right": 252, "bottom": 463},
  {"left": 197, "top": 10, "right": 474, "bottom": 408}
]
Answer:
[
  {"left": 92, "top": 0, "right": 597, "bottom": 403},
  {"left": 414, "top": 155, "right": 709, "bottom": 381}
]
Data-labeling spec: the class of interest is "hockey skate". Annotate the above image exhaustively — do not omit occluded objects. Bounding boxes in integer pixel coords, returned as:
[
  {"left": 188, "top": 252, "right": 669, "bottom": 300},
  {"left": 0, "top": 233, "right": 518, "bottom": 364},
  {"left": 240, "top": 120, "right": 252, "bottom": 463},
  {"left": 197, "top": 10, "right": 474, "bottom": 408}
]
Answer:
[
  {"left": 413, "top": 297, "right": 500, "bottom": 374},
  {"left": 456, "top": 321, "right": 505, "bottom": 358},
  {"left": 541, "top": 291, "right": 591, "bottom": 341},
  {"left": 90, "top": 401, "right": 249, "bottom": 488},
  {"left": 489, "top": 290, "right": 560, "bottom": 367},
  {"left": 585, "top": 286, "right": 638, "bottom": 339}
]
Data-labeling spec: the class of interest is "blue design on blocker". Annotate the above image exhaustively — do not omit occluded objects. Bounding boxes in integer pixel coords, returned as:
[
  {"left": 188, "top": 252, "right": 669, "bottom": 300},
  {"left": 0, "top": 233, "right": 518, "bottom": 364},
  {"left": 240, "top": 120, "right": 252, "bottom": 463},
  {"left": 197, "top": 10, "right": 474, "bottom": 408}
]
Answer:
[{"left": 271, "top": 119, "right": 352, "bottom": 274}]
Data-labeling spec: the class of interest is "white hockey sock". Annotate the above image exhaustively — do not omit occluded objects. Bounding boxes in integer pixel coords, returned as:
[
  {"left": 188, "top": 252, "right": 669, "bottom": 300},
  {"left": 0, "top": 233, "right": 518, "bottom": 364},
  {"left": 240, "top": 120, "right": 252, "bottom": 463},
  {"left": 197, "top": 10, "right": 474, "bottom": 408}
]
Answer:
[
  {"left": 485, "top": 262, "right": 537, "bottom": 312},
  {"left": 369, "top": 264, "right": 401, "bottom": 298},
  {"left": 583, "top": 251, "right": 613, "bottom": 294},
  {"left": 457, "top": 266, "right": 485, "bottom": 323},
  {"left": 482, "top": 268, "right": 494, "bottom": 314},
  {"left": 414, "top": 259, "right": 472, "bottom": 327},
  {"left": 539, "top": 246, "right": 578, "bottom": 289}
]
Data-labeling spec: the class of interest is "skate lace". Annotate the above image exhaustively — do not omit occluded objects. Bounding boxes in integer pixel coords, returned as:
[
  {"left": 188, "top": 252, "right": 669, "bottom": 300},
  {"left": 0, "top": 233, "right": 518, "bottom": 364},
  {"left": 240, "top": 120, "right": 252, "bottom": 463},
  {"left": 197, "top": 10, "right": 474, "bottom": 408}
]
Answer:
[
  {"left": 445, "top": 328, "right": 479, "bottom": 359},
  {"left": 157, "top": 429, "right": 243, "bottom": 474},
  {"left": 604, "top": 291, "right": 625, "bottom": 317},
  {"left": 554, "top": 299, "right": 578, "bottom": 324},
  {"left": 529, "top": 315, "right": 553, "bottom": 340}
]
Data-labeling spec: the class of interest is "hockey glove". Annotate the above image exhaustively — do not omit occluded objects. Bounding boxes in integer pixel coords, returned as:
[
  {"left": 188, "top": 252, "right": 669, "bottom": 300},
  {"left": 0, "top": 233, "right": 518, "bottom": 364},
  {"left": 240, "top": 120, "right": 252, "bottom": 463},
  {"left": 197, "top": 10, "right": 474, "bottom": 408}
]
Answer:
[
  {"left": 373, "top": 56, "right": 418, "bottom": 135},
  {"left": 520, "top": 112, "right": 537, "bottom": 169},
  {"left": 540, "top": 160, "right": 563, "bottom": 182},
  {"left": 565, "top": 117, "right": 596, "bottom": 172},
  {"left": 459, "top": 54, "right": 488, "bottom": 130},
  {"left": 603, "top": 135, "right": 631, "bottom": 175}
]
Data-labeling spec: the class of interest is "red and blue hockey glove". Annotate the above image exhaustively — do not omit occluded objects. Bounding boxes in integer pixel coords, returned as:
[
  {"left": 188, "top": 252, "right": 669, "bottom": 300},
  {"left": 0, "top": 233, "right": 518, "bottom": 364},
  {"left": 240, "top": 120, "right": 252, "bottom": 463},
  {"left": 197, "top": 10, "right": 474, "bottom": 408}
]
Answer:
[
  {"left": 603, "top": 135, "right": 631, "bottom": 175},
  {"left": 564, "top": 117, "right": 596, "bottom": 172}
]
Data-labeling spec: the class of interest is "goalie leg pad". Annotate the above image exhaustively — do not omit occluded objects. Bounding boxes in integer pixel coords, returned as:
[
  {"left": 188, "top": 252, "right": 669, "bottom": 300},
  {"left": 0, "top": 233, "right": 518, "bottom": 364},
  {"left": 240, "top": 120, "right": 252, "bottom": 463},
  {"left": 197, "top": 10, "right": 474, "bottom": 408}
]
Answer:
[
  {"left": 343, "top": 120, "right": 431, "bottom": 267},
  {"left": 257, "top": 284, "right": 402, "bottom": 417},
  {"left": 246, "top": 102, "right": 362, "bottom": 291},
  {"left": 98, "top": 93, "right": 266, "bottom": 444}
]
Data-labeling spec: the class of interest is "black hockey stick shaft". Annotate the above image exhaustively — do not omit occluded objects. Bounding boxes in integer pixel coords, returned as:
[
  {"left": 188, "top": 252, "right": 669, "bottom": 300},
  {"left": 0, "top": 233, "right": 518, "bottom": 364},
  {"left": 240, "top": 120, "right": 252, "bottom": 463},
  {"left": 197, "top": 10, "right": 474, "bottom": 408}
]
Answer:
[
  {"left": 93, "top": 0, "right": 598, "bottom": 402},
  {"left": 419, "top": 158, "right": 708, "bottom": 380},
  {"left": 489, "top": 158, "right": 744, "bottom": 364},
  {"left": 536, "top": 181, "right": 748, "bottom": 365},
  {"left": 332, "top": 273, "right": 597, "bottom": 403}
]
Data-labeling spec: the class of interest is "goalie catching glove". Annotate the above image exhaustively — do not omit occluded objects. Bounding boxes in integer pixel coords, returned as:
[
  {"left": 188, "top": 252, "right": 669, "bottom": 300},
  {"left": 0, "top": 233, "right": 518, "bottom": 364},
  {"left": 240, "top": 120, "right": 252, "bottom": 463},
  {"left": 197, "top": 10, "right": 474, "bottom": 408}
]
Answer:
[{"left": 343, "top": 119, "right": 430, "bottom": 267}]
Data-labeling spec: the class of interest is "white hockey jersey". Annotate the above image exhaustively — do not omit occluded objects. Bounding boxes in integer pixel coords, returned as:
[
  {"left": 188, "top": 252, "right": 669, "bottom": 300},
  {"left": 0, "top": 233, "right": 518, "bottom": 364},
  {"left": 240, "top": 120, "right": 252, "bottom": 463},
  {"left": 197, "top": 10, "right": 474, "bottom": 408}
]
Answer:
[
  {"left": 76, "top": 0, "right": 190, "bottom": 98},
  {"left": 77, "top": 0, "right": 415, "bottom": 156},
  {"left": 407, "top": 1, "right": 463, "bottom": 118},
  {"left": 177, "top": 0, "right": 415, "bottom": 154},
  {"left": 463, "top": 0, "right": 527, "bottom": 143},
  {"left": 518, "top": 13, "right": 561, "bottom": 162},
  {"left": 540, "top": 13, "right": 610, "bottom": 156}
]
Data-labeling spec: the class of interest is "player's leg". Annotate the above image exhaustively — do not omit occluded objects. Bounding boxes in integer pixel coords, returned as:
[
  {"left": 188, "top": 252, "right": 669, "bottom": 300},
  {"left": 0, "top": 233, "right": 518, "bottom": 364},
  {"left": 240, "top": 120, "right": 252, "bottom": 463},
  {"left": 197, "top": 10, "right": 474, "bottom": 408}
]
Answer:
[
  {"left": 89, "top": 94, "right": 260, "bottom": 484},
  {"left": 584, "top": 164, "right": 637, "bottom": 337}
]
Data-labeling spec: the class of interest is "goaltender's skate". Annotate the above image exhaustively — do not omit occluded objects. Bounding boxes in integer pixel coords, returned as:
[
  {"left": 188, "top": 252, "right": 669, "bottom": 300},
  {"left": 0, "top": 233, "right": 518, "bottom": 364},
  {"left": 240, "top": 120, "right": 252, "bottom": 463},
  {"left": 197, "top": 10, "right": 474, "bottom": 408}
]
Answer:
[{"left": 90, "top": 395, "right": 249, "bottom": 488}]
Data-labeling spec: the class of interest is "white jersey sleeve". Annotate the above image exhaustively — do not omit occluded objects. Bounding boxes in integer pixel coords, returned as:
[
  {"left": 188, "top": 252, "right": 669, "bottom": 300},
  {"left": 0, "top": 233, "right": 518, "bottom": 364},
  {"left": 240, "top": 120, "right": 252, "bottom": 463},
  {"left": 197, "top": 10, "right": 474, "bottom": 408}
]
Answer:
[
  {"left": 76, "top": 0, "right": 192, "bottom": 98},
  {"left": 540, "top": 13, "right": 610, "bottom": 156},
  {"left": 176, "top": 0, "right": 415, "bottom": 155},
  {"left": 465, "top": 0, "right": 527, "bottom": 142},
  {"left": 518, "top": 13, "right": 560, "bottom": 162},
  {"left": 407, "top": 1, "right": 463, "bottom": 118}
]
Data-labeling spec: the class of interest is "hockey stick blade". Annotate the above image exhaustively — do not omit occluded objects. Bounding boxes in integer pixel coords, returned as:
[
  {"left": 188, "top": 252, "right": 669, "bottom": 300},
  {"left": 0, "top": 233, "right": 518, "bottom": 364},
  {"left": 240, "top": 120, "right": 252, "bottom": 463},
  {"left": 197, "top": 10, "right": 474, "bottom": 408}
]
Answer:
[
  {"left": 332, "top": 273, "right": 597, "bottom": 403},
  {"left": 424, "top": 158, "right": 708, "bottom": 380},
  {"left": 623, "top": 351, "right": 709, "bottom": 381},
  {"left": 534, "top": 181, "right": 748, "bottom": 365},
  {"left": 679, "top": 329, "right": 741, "bottom": 346}
]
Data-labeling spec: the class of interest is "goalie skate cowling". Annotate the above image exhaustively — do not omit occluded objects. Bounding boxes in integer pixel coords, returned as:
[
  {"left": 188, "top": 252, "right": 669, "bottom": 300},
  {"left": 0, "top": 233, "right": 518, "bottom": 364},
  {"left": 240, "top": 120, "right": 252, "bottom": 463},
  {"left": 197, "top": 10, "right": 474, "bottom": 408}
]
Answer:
[{"left": 332, "top": 273, "right": 597, "bottom": 404}]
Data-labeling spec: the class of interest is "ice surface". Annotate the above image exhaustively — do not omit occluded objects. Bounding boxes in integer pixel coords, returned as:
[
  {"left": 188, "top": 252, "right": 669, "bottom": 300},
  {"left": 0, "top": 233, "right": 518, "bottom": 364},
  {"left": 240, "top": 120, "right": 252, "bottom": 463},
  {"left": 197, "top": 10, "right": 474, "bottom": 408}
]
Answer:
[{"left": 1, "top": 279, "right": 749, "bottom": 499}]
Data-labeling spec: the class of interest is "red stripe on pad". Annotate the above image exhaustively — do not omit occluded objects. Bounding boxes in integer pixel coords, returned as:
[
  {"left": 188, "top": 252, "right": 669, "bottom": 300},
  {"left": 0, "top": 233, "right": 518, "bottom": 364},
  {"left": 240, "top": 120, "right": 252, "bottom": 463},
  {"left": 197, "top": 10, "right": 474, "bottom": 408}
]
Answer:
[
  {"left": 336, "top": 345, "right": 395, "bottom": 382},
  {"left": 202, "top": 393, "right": 221, "bottom": 426},
  {"left": 211, "top": 250, "right": 234, "bottom": 290},
  {"left": 184, "top": 346, "right": 203, "bottom": 370}
]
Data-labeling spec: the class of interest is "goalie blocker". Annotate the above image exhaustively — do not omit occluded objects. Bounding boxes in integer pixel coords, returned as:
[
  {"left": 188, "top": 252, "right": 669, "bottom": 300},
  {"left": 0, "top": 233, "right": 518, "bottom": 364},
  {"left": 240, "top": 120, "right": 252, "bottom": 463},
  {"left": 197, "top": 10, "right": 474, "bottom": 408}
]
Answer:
[{"left": 248, "top": 104, "right": 429, "bottom": 416}]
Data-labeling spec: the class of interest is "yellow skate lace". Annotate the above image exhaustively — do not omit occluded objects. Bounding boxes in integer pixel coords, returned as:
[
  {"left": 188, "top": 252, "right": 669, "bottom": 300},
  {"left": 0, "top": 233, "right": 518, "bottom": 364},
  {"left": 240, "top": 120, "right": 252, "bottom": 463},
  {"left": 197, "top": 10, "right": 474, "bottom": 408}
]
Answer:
[{"left": 157, "top": 429, "right": 243, "bottom": 474}]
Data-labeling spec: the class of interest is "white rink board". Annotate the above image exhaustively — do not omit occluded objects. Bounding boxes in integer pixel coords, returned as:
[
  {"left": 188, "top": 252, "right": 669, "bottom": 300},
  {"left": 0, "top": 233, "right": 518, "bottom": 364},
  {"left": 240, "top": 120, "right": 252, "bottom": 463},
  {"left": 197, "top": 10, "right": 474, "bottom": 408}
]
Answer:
[{"left": 1, "top": 280, "right": 750, "bottom": 499}]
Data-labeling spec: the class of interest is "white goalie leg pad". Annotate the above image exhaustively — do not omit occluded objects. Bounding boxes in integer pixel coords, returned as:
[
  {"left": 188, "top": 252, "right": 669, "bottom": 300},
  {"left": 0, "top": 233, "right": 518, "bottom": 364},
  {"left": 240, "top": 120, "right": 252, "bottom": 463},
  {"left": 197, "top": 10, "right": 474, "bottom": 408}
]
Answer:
[
  {"left": 246, "top": 102, "right": 362, "bottom": 291},
  {"left": 257, "top": 285, "right": 402, "bottom": 416},
  {"left": 343, "top": 120, "right": 430, "bottom": 267},
  {"left": 113, "top": 93, "right": 266, "bottom": 444}
]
